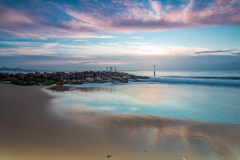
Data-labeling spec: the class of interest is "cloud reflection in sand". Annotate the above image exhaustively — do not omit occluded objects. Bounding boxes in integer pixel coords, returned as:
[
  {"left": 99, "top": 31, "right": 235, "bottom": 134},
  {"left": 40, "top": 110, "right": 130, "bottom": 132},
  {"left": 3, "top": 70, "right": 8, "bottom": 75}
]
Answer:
[
  {"left": 63, "top": 104, "right": 240, "bottom": 160},
  {"left": 48, "top": 84, "right": 240, "bottom": 160}
]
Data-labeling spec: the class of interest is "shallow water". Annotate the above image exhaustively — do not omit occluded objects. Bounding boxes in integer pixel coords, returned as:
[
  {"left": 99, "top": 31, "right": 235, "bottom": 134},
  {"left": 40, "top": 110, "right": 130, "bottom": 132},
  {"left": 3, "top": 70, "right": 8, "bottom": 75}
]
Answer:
[
  {"left": 53, "top": 83, "right": 240, "bottom": 124},
  {"left": 47, "top": 82, "right": 240, "bottom": 159}
]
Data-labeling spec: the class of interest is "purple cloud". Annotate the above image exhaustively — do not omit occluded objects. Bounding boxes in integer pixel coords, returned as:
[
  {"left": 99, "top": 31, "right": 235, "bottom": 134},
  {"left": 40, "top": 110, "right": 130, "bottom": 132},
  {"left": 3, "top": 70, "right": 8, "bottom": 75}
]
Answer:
[{"left": 0, "top": 0, "right": 240, "bottom": 38}]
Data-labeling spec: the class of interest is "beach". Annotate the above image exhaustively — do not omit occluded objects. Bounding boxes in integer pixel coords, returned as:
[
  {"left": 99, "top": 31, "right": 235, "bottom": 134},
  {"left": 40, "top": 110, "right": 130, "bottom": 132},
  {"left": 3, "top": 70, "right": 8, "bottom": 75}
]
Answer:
[
  {"left": 0, "top": 84, "right": 125, "bottom": 160},
  {"left": 1, "top": 82, "right": 240, "bottom": 160},
  {"left": 0, "top": 83, "right": 173, "bottom": 160},
  {"left": 1, "top": 0, "right": 240, "bottom": 159}
]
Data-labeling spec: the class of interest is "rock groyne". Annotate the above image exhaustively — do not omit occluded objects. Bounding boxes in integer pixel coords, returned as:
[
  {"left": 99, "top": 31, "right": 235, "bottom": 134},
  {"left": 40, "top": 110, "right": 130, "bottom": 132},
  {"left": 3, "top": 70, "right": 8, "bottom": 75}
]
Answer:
[{"left": 0, "top": 71, "right": 149, "bottom": 86}]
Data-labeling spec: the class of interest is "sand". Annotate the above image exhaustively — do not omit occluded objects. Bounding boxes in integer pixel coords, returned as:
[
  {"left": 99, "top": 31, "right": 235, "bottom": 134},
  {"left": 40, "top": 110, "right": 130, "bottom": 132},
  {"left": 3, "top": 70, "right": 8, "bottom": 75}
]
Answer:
[
  {"left": 0, "top": 84, "right": 163, "bottom": 160},
  {"left": 1, "top": 84, "right": 240, "bottom": 160}
]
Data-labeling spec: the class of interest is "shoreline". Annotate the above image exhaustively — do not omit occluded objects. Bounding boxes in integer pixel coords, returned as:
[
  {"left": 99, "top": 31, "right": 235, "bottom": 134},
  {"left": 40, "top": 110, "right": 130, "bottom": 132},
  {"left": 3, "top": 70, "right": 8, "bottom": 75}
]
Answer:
[{"left": 1, "top": 84, "right": 240, "bottom": 160}]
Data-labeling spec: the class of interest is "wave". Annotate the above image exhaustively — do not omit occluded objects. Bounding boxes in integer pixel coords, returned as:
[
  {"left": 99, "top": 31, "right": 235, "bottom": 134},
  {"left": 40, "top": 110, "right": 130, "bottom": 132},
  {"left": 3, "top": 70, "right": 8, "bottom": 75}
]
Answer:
[{"left": 138, "top": 76, "right": 240, "bottom": 87}]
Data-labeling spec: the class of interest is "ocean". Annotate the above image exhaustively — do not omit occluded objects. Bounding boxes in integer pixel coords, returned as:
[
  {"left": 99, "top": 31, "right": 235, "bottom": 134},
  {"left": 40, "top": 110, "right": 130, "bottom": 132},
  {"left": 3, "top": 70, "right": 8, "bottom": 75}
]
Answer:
[{"left": 124, "top": 69, "right": 240, "bottom": 87}]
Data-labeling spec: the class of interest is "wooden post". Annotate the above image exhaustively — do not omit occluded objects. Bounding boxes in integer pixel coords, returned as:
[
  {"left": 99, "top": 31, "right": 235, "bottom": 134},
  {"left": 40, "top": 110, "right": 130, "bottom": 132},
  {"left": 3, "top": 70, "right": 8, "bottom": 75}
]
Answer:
[{"left": 153, "top": 64, "right": 156, "bottom": 77}]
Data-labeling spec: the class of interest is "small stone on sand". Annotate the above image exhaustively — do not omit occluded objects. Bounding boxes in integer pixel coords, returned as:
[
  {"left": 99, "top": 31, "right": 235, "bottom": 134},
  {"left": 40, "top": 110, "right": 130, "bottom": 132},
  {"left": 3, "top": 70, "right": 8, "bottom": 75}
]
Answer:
[{"left": 107, "top": 155, "right": 113, "bottom": 158}]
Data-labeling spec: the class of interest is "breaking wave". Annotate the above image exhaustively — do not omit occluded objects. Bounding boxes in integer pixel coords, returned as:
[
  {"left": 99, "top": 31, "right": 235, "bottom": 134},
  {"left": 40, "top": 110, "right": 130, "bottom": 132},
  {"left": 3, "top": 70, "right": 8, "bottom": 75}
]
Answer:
[{"left": 138, "top": 76, "right": 240, "bottom": 87}]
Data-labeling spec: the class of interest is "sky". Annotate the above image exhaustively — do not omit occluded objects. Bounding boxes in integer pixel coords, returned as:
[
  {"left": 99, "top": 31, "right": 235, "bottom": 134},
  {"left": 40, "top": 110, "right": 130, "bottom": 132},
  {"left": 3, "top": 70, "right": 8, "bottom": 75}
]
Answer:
[{"left": 0, "top": 0, "right": 240, "bottom": 71}]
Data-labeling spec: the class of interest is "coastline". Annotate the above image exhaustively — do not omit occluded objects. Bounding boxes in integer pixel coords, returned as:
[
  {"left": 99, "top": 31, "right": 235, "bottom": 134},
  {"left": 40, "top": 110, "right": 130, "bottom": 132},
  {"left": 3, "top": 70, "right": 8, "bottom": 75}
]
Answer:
[{"left": 1, "top": 83, "right": 240, "bottom": 160}]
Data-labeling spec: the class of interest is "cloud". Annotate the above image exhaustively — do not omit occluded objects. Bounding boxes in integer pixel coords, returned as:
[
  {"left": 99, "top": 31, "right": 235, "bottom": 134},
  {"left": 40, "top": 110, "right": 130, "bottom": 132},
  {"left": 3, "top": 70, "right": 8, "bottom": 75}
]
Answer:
[
  {"left": 3, "top": 40, "right": 239, "bottom": 58},
  {"left": 149, "top": 0, "right": 164, "bottom": 18},
  {"left": 0, "top": 0, "right": 239, "bottom": 39},
  {"left": 195, "top": 49, "right": 240, "bottom": 55},
  {"left": 6, "top": 39, "right": 240, "bottom": 70},
  {"left": 195, "top": 50, "right": 232, "bottom": 54},
  {"left": 0, "top": 6, "right": 33, "bottom": 24},
  {"left": 129, "top": 37, "right": 142, "bottom": 39},
  {"left": 86, "top": 61, "right": 128, "bottom": 65},
  {"left": 42, "top": 43, "right": 59, "bottom": 49},
  {"left": 0, "top": 40, "right": 210, "bottom": 56},
  {"left": 55, "top": 0, "right": 240, "bottom": 32},
  {"left": 1, "top": 54, "right": 240, "bottom": 70}
]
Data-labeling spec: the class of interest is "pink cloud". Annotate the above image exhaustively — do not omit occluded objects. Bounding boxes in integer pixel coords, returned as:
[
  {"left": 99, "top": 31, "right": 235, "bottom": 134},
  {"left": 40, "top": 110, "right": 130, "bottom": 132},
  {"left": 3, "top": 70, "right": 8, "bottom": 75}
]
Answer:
[
  {"left": 149, "top": 0, "right": 165, "bottom": 19},
  {"left": 184, "top": 1, "right": 240, "bottom": 25},
  {"left": 0, "top": 0, "right": 240, "bottom": 39},
  {"left": 0, "top": 6, "right": 33, "bottom": 24}
]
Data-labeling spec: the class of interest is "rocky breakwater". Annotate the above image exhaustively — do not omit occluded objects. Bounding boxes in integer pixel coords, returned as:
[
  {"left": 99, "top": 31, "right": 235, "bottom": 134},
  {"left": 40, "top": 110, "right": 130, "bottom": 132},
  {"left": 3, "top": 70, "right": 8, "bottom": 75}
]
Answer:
[{"left": 0, "top": 71, "right": 149, "bottom": 86}]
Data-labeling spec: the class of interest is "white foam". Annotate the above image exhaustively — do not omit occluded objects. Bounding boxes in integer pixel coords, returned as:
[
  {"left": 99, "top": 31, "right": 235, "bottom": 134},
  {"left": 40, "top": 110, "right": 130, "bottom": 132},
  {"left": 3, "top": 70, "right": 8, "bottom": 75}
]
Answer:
[{"left": 138, "top": 77, "right": 240, "bottom": 87}]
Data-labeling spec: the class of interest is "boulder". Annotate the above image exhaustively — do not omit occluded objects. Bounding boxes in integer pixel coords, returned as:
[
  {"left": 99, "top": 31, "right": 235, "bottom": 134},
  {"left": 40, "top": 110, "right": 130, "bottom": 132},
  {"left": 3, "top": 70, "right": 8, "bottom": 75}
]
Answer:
[
  {"left": 121, "top": 76, "right": 129, "bottom": 79},
  {"left": 16, "top": 74, "right": 25, "bottom": 80},
  {"left": 63, "top": 79, "right": 67, "bottom": 84},
  {"left": 35, "top": 78, "right": 43, "bottom": 83},
  {"left": 71, "top": 79, "right": 76, "bottom": 83},
  {"left": 34, "top": 74, "right": 41, "bottom": 78},
  {"left": 41, "top": 74, "right": 48, "bottom": 79},
  {"left": 24, "top": 76, "right": 36, "bottom": 82},
  {"left": 95, "top": 77, "right": 104, "bottom": 83},
  {"left": 3, "top": 77, "right": 18, "bottom": 81},
  {"left": 76, "top": 79, "right": 82, "bottom": 84},
  {"left": 2, "top": 74, "right": 9, "bottom": 78},
  {"left": 50, "top": 75, "right": 59, "bottom": 81},
  {"left": 85, "top": 77, "right": 94, "bottom": 82},
  {"left": 104, "top": 78, "right": 112, "bottom": 82}
]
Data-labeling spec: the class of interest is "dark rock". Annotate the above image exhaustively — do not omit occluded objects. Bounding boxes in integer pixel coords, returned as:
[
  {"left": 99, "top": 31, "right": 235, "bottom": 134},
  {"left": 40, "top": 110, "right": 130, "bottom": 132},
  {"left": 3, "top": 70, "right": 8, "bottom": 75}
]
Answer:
[
  {"left": 50, "top": 75, "right": 59, "bottom": 81},
  {"left": 107, "top": 155, "right": 113, "bottom": 158},
  {"left": 78, "top": 75, "right": 84, "bottom": 79},
  {"left": 3, "top": 77, "right": 18, "bottom": 81},
  {"left": 16, "top": 74, "right": 25, "bottom": 80},
  {"left": 2, "top": 74, "right": 9, "bottom": 78},
  {"left": 85, "top": 77, "right": 94, "bottom": 82},
  {"left": 35, "top": 78, "right": 43, "bottom": 83},
  {"left": 34, "top": 74, "right": 41, "bottom": 78},
  {"left": 41, "top": 74, "right": 48, "bottom": 79},
  {"left": 1, "top": 70, "right": 146, "bottom": 85},
  {"left": 24, "top": 76, "right": 36, "bottom": 82},
  {"left": 95, "top": 77, "right": 104, "bottom": 83}
]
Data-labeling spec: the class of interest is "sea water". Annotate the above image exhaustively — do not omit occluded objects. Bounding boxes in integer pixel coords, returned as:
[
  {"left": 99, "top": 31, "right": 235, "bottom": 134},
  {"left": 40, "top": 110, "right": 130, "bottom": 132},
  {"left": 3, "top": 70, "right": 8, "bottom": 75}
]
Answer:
[
  {"left": 47, "top": 70, "right": 240, "bottom": 159},
  {"left": 52, "top": 70, "right": 240, "bottom": 124}
]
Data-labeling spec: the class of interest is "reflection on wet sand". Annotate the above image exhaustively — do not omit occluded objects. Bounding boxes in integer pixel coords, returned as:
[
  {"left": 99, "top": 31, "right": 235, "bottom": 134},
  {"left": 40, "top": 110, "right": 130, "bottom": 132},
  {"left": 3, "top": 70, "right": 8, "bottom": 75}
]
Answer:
[
  {"left": 68, "top": 105, "right": 240, "bottom": 160},
  {"left": 2, "top": 84, "right": 240, "bottom": 160},
  {"left": 47, "top": 84, "right": 240, "bottom": 160},
  {"left": 117, "top": 84, "right": 165, "bottom": 103}
]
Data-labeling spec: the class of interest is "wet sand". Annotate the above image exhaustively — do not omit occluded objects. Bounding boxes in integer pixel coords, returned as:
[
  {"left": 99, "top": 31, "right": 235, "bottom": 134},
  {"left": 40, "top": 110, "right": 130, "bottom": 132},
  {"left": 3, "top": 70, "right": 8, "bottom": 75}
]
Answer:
[
  {"left": 0, "top": 84, "right": 169, "bottom": 160},
  {"left": 0, "top": 84, "right": 126, "bottom": 160},
  {"left": 1, "top": 84, "right": 240, "bottom": 160}
]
